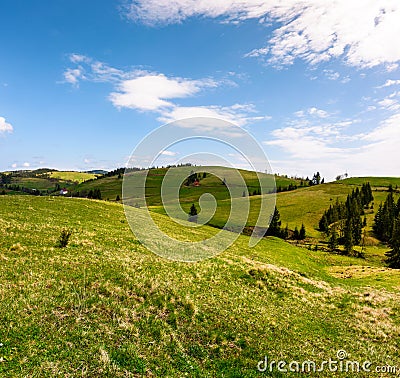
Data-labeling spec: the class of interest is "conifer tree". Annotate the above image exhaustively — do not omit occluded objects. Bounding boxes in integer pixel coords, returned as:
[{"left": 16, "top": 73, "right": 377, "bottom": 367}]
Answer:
[
  {"left": 299, "top": 224, "right": 306, "bottom": 240},
  {"left": 386, "top": 217, "right": 400, "bottom": 268},
  {"left": 328, "top": 229, "right": 339, "bottom": 251},
  {"left": 266, "top": 207, "right": 282, "bottom": 237},
  {"left": 344, "top": 218, "right": 354, "bottom": 255},
  {"left": 189, "top": 203, "right": 198, "bottom": 216}
]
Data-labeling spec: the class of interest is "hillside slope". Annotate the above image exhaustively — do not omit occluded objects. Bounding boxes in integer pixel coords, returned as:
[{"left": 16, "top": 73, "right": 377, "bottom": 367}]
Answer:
[
  {"left": 72, "top": 167, "right": 303, "bottom": 203},
  {"left": 1, "top": 196, "right": 399, "bottom": 376}
]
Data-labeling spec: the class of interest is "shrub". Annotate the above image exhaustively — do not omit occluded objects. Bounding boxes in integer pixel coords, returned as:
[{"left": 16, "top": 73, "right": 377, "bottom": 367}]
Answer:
[{"left": 56, "top": 228, "right": 72, "bottom": 248}]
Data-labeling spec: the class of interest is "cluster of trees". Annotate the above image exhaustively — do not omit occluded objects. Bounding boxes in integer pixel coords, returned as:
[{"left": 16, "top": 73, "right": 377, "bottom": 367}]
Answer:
[
  {"left": 277, "top": 183, "right": 300, "bottom": 192},
  {"left": 243, "top": 183, "right": 303, "bottom": 197},
  {"left": 69, "top": 188, "right": 102, "bottom": 199},
  {"left": 335, "top": 173, "right": 349, "bottom": 181},
  {"left": 266, "top": 207, "right": 306, "bottom": 240},
  {"left": 0, "top": 184, "right": 41, "bottom": 196},
  {"left": 185, "top": 171, "right": 205, "bottom": 186},
  {"left": 0, "top": 173, "right": 12, "bottom": 185},
  {"left": 373, "top": 188, "right": 400, "bottom": 242},
  {"left": 87, "top": 189, "right": 102, "bottom": 200},
  {"left": 319, "top": 183, "right": 373, "bottom": 255},
  {"left": 308, "top": 172, "right": 324, "bottom": 186},
  {"left": 244, "top": 188, "right": 261, "bottom": 196},
  {"left": 373, "top": 189, "right": 400, "bottom": 268}
]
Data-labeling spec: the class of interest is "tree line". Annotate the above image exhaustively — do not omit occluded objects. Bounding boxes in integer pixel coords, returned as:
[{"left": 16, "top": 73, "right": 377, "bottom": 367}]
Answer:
[
  {"left": 373, "top": 187, "right": 400, "bottom": 268},
  {"left": 318, "top": 183, "right": 373, "bottom": 255}
]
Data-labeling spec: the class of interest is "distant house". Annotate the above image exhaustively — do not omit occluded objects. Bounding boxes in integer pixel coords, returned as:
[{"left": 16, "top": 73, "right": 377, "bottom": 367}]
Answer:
[
  {"left": 193, "top": 179, "right": 200, "bottom": 187},
  {"left": 60, "top": 188, "right": 68, "bottom": 195}
]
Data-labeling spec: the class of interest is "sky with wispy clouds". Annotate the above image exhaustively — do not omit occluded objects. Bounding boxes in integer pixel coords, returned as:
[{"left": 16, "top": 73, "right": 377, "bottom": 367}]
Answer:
[{"left": 0, "top": 0, "right": 399, "bottom": 179}]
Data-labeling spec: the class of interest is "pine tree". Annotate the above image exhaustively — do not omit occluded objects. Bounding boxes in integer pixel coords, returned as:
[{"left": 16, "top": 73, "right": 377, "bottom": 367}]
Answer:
[
  {"left": 386, "top": 216, "right": 400, "bottom": 268},
  {"left": 266, "top": 207, "right": 282, "bottom": 237},
  {"left": 293, "top": 226, "right": 300, "bottom": 240},
  {"left": 188, "top": 203, "right": 198, "bottom": 223},
  {"left": 299, "top": 224, "right": 306, "bottom": 240},
  {"left": 374, "top": 192, "right": 396, "bottom": 242},
  {"left": 344, "top": 218, "right": 354, "bottom": 255},
  {"left": 189, "top": 203, "right": 198, "bottom": 216},
  {"left": 282, "top": 224, "right": 289, "bottom": 239},
  {"left": 328, "top": 229, "right": 339, "bottom": 251},
  {"left": 319, "top": 214, "right": 329, "bottom": 233}
]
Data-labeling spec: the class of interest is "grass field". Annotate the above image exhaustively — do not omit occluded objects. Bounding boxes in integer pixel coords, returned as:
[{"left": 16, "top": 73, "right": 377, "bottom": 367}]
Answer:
[
  {"left": 340, "top": 177, "right": 400, "bottom": 188},
  {"left": 151, "top": 179, "right": 398, "bottom": 240},
  {"left": 9, "top": 171, "right": 98, "bottom": 193},
  {"left": 74, "top": 167, "right": 303, "bottom": 204},
  {"left": 1, "top": 195, "right": 400, "bottom": 376},
  {"left": 45, "top": 171, "right": 98, "bottom": 183}
]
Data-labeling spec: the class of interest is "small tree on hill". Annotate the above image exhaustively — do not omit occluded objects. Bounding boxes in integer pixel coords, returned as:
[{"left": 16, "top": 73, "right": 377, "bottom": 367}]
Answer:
[
  {"left": 299, "top": 224, "right": 306, "bottom": 240},
  {"left": 189, "top": 203, "right": 198, "bottom": 216},
  {"left": 56, "top": 228, "right": 72, "bottom": 248},
  {"left": 188, "top": 203, "right": 198, "bottom": 223},
  {"left": 266, "top": 207, "right": 282, "bottom": 237}
]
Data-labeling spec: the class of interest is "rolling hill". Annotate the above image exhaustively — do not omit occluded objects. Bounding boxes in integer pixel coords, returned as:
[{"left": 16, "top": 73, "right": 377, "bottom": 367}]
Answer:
[
  {"left": 71, "top": 166, "right": 304, "bottom": 203},
  {"left": 1, "top": 195, "right": 400, "bottom": 376},
  {"left": 3, "top": 166, "right": 399, "bottom": 246}
]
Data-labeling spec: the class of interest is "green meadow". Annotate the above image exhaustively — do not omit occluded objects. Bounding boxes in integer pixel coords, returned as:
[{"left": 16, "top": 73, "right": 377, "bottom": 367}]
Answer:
[
  {"left": 1, "top": 195, "right": 400, "bottom": 377},
  {"left": 73, "top": 167, "right": 302, "bottom": 203}
]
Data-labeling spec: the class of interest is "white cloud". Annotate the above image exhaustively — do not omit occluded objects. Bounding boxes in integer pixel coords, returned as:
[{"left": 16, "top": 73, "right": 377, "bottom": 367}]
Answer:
[
  {"left": 0, "top": 117, "right": 13, "bottom": 134},
  {"left": 323, "top": 69, "right": 340, "bottom": 81},
  {"left": 244, "top": 47, "right": 269, "bottom": 58},
  {"left": 265, "top": 105, "right": 400, "bottom": 180},
  {"left": 377, "top": 79, "right": 400, "bottom": 88},
  {"left": 23, "top": 162, "right": 30, "bottom": 167},
  {"left": 63, "top": 55, "right": 265, "bottom": 127},
  {"left": 11, "top": 163, "right": 17, "bottom": 168},
  {"left": 377, "top": 95, "right": 400, "bottom": 111},
  {"left": 308, "top": 107, "right": 329, "bottom": 118},
  {"left": 63, "top": 54, "right": 129, "bottom": 86},
  {"left": 109, "top": 74, "right": 216, "bottom": 111},
  {"left": 158, "top": 104, "right": 269, "bottom": 127},
  {"left": 69, "top": 54, "right": 90, "bottom": 64},
  {"left": 124, "top": 0, "right": 400, "bottom": 69},
  {"left": 160, "top": 150, "right": 177, "bottom": 156},
  {"left": 295, "top": 107, "right": 330, "bottom": 119},
  {"left": 64, "top": 68, "right": 84, "bottom": 86}
]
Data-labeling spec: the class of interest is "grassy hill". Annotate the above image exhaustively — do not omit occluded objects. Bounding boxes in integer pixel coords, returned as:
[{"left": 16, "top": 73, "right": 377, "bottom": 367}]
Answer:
[
  {"left": 151, "top": 177, "right": 398, "bottom": 240},
  {"left": 1, "top": 195, "right": 399, "bottom": 376},
  {"left": 5, "top": 166, "right": 398, "bottom": 243},
  {"left": 44, "top": 171, "right": 98, "bottom": 183},
  {"left": 340, "top": 176, "right": 400, "bottom": 188},
  {"left": 73, "top": 166, "right": 303, "bottom": 203},
  {"left": 4, "top": 169, "right": 98, "bottom": 194}
]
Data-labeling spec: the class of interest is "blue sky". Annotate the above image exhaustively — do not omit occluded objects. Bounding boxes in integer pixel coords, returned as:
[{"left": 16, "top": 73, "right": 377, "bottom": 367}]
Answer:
[{"left": 1, "top": 0, "right": 399, "bottom": 180}]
